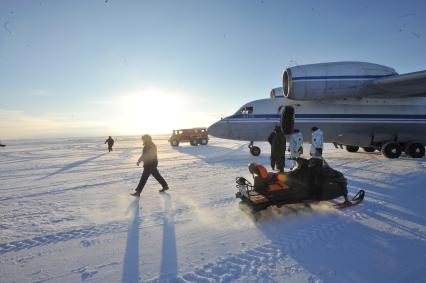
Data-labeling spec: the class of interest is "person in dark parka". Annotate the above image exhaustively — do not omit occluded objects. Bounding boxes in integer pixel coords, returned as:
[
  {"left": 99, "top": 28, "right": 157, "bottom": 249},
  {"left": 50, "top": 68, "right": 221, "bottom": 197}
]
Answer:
[
  {"left": 267, "top": 128, "right": 277, "bottom": 170},
  {"left": 105, "top": 136, "right": 114, "bottom": 152},
  {"left": 131, "top": 134, "right": 169, "bottom": 197},
  {"left": 268, "top": 126, "right": 286, "bottom": 172}
]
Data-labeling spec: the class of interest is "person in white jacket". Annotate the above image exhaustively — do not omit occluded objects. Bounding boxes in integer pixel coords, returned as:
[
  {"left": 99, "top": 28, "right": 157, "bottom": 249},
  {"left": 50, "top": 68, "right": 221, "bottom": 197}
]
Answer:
[
  {"left": 310, "top": 127, "right": 324, "bottom": 160},
  {"left": 289, "top": 129, "right": 303, "bottom": 169}
]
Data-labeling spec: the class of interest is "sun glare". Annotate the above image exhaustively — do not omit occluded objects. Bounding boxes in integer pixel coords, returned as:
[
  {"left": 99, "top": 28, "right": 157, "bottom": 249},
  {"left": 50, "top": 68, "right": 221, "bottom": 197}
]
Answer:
[{"left": 115, "top": 89, "right": 185, "bottom": 135}]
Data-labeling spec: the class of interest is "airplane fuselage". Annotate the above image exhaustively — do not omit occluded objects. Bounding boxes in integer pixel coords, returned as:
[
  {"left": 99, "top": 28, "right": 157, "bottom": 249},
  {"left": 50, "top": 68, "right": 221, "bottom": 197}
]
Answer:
[{"left": 208, "top": 96, "right": 426, "bottom": 147}]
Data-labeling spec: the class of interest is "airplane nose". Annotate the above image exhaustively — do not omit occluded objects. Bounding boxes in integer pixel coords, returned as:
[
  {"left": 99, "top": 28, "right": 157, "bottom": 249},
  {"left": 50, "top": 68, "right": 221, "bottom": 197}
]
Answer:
[{"left": 208, "top": 120, "right": 227, "bottom": 138}]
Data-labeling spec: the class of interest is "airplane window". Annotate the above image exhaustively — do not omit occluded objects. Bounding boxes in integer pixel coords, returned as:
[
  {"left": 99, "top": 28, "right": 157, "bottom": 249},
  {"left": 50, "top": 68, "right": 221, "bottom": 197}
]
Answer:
[{"left": 241, "top": 106, "right": 253, "bottom": 115}]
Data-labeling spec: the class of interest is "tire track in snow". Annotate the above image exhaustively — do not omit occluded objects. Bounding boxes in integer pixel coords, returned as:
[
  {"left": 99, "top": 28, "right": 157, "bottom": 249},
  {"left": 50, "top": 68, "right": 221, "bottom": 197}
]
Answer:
[
  {"left": 0, "top": 221, "right": 128, "bottom": 255},
  {"left": 0, "top": 180, "right": 123, "bottom": 202},
  {"left": 147, "top": 218, "right": 349, "bottom": 282},
  {"left": 0, "top": 195, "right": 236, "bottom": 255}
]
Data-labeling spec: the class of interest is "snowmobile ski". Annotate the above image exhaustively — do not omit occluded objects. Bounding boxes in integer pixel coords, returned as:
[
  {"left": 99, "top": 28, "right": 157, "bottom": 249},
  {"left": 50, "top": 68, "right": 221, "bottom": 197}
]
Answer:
[{"left": 334, "top": 189, "right": 365, "bottom": 209}]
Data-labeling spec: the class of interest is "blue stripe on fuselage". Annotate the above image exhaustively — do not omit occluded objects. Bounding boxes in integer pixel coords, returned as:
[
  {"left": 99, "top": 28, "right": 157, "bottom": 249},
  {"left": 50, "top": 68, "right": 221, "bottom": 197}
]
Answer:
[
  {"left": 226, "top": 114, "right": 426, "bottom": 120},
  {"left": 292, "top": 75, "right": 394, "bottom": 81}
]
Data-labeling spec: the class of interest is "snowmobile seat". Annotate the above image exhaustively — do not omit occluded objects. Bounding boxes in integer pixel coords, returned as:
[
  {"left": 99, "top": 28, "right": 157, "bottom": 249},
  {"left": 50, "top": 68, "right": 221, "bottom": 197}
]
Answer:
[
  {"left": 248, "top": 163, "right": 289, "bottom": 193},
  {"left": 248, "top": 162, "right": 270, "bottom": 179}
]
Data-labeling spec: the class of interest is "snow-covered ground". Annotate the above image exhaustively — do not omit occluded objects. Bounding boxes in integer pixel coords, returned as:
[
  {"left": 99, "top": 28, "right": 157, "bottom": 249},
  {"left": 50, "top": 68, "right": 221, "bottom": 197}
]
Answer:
[{"left": 0, "top": 136, "right": 425, "bottom": 283}]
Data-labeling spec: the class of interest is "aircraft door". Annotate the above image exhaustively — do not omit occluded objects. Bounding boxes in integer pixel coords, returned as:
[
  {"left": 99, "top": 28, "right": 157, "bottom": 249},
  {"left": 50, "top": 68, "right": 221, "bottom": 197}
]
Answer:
[{"left": 281, "top": 106, "right": 295, "bottom": 135}]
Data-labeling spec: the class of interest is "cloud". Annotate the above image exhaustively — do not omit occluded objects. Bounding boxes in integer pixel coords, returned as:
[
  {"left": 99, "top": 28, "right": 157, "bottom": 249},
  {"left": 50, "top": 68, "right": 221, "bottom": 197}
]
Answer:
[
  {"left": 0, "top": 85, "right": 220, "bottom": 139},
  {"left": 0, "top": 110, "right": 61, "bottom": 139},
  {"left": 25, "top": 89, "right": 53, "bottom": 97},
  {"left": 0, "top": 110, "right": 110, "bottom": 139}
]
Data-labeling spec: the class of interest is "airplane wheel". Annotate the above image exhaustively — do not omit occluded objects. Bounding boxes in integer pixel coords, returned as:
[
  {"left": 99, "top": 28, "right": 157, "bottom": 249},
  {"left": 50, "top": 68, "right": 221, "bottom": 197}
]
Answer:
[
  {"left": 363, "top": 147, "right": 375, "bottom": 152},
  {"left": 405, "top": 143, "right": 425, "bottom": 158},
  {"left": 381, "top": 142, "right": 401, "bottom": 158},
  {"left": 170, "top": 139, "right": 179, "bottom": 146},
  {"left": 346, "top": 145, "right": 359, "bottom": 153},
  {"left": 250, "top": 146, "right": 261, "bottom": 156}
]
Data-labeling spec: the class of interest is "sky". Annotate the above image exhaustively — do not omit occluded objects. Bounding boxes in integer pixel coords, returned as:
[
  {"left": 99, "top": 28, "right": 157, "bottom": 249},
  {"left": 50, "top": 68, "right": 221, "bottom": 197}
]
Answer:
[{"left": 1, "top": 0, "right": 425, "bottom": 139}]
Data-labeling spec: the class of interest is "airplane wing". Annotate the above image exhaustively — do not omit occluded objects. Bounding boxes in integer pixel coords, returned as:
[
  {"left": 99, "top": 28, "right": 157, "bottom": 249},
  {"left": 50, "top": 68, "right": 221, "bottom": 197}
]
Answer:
[{"left": 362, "top": 70, "right": 426, "bottom": 98}]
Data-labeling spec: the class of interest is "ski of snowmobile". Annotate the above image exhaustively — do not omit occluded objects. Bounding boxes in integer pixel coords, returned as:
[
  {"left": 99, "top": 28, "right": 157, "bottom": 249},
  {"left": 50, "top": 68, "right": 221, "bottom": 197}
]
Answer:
[{"left": 332, "top": 190, "right": 365, "bottom": 209}]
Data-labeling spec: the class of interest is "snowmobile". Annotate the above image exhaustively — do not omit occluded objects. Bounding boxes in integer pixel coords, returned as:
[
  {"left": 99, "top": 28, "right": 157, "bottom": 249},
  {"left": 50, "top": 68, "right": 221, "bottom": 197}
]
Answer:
[{"left": 235, "top": 157, "right": 365, "bottom": 212}]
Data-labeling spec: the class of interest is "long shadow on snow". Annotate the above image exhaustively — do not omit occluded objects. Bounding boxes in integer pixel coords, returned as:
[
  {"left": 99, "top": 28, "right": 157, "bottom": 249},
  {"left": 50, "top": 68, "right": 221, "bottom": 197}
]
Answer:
[
  {"left": 35, "top": 152, "right": 107, "bottom": 181},
  {"left": 343, "top": 169, "right": 421, "bottom": 187},
  {"left": 173, "top": 202, "right": 425, "bottom": 282},
  {"left": 0, "top": 196, "right": 179, "bottom": 256},
  {"left": 0, "top": 179, "right": 121, "bottom": 202},
  {"left": 254, "top": 210, "right": 426, "bottom": 283},
  {"left": 122, "top": 198, "right": 141, "bottom": 283},
  {"left": 252, "top": 170, "right": 426, "bottom": 282},
  {"left": 0, "top": 219, "right": 128, "bottom": 255},
  {"left": 175, "top": 176, "right": 426, "bottom": 282},
  {"left": 172, "top": 144, "right": 259, "bottom": 165},
  {"left": 158, "top": 193, "right": 178, "bottom": 282}
]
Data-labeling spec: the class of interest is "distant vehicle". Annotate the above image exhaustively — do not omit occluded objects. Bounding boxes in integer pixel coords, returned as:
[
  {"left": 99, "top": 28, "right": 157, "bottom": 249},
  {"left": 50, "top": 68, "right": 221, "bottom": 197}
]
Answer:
[
  {"left": 208, "top": 61, "right": 426, "bottom": 159},
  {"left": 169, "top": 128, "right": 209, "bottom": 146}
]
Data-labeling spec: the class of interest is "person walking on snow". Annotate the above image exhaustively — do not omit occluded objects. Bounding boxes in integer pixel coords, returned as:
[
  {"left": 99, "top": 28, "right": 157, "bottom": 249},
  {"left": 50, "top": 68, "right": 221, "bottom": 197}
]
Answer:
[
  {"left": 105, "top": 136, "right": 114, "bottom": 152},
  {"left": 131, "top": 134, "right": 169, "bottom": 197},
  {"left": 289, "top": 129, "right": 303, "bottom": 169}
]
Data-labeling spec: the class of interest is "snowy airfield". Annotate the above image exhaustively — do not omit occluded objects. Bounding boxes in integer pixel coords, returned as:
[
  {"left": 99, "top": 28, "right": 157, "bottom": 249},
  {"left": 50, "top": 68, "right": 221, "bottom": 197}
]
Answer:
[{"left": 0, "top": 135, "right": 425, "bottom": 283}]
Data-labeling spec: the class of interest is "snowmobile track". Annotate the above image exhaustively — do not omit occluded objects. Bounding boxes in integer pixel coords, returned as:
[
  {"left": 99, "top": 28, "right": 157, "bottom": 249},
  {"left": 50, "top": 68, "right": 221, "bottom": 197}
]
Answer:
[
  {"left": 0, "top": 194, "right": 237, "bottom": 256},
  {"left": 0, "top": 222, "right": 128, "bottom": 255},
  {"left": 147, "top": 218, "right": 349, "bottom": 282}
]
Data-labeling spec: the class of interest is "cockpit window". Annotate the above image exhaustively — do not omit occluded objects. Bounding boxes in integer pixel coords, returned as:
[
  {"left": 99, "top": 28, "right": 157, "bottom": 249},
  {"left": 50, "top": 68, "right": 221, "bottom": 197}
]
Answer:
[{"left": 240, "top": 106, "right": 253, "bottom": 115}]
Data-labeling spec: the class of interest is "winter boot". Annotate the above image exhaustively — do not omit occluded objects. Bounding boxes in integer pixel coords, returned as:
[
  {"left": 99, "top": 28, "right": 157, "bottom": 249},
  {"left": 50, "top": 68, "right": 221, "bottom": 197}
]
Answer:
[{"left": 159, "top": 186, "right": 169, "bottom": 193}]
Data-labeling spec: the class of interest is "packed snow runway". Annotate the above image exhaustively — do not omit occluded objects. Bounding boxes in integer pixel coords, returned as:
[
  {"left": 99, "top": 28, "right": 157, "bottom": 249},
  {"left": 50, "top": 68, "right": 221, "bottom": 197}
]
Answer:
[{"left": 0, "top": 136, "right": 425, "bottom": 283}]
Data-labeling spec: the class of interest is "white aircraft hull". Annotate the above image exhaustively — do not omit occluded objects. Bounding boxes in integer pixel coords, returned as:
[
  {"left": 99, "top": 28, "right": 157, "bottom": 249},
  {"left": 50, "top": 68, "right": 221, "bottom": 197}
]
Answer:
[
  {"left": 208, "top": 96, "right": 426, "bottom": 147},
  {"left": 209, "top": 62, "right": 426, "bottom": 158}
]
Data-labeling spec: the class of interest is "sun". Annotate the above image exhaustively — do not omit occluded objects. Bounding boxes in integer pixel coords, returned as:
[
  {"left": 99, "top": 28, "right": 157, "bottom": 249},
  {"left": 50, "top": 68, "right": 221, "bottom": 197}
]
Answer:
[{"left": 115, "top": 88, "right": 185, "bottom": 135}]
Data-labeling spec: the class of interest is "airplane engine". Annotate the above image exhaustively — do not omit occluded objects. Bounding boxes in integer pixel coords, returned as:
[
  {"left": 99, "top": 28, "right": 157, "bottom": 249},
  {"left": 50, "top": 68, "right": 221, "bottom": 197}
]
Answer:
[{"left": 283, "top": 62, "right": 397, "bottom": 100}]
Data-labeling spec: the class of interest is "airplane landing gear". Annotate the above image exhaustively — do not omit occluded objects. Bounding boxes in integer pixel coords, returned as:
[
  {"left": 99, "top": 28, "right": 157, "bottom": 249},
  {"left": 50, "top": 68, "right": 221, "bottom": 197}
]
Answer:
[
  {"left": 363, "top": 147, "right": 375, "bottom": 152},
  {"left": 345, "top": 145, "right": 359, "bottom": 153},
  {"left": 405, "top": 142, "right": 425, "bottom": 158},
  {"left": 248, "top": 141, "right": 261, "bottom": 156},
  {"left": 381, "top": 142, "right": 402, "bottom": 159}
]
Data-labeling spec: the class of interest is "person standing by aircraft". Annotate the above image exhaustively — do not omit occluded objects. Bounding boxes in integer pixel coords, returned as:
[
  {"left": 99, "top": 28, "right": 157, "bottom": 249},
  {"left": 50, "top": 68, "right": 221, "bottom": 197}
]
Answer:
[
  {"left": 309, "top": 127, "right": 324, "bottom": 194},
  {"left": 268, "top": 126, "right": 286, "bottom": 172},
  {"left": 268, "top": 128, "right": 277, "bottom": 170},
  {"left": 105, "top": 136, "right": 114, "bottom": 152},
  {"left": 289, "top": 129, "right": 303, "bottom": 169},
  {"left": 310, "top": 127, "right": 323, "bottom": 160},
  {"left": 131, "top": 134, "right": 169, "bottom": 197}
]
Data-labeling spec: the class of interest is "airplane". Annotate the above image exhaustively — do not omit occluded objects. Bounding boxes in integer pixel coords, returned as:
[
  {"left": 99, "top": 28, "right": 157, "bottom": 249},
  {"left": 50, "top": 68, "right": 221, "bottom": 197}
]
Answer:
[{"left": 208, "top": 61, "right": 426, "bottom": 159}]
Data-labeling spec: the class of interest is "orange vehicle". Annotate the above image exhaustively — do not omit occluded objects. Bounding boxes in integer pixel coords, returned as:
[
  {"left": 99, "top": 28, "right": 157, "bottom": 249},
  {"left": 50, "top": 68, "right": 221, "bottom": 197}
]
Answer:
[{"left": 169, "top": 128, "right": 209, "bottom": 146}]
